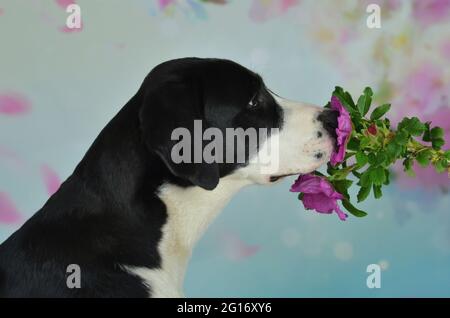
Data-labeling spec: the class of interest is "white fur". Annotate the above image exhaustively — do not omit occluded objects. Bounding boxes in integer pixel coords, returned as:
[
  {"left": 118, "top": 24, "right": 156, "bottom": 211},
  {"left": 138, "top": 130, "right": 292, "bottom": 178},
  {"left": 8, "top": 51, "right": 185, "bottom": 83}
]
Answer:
[
  {"left": 128, "top": 95, "right": 333, "bottom": 297},
  {"left": 239, "top": 94, "right": 334, "bottom": 183},
  {"left": 128, "top": 175, "right": 251, "bottom": 297}
]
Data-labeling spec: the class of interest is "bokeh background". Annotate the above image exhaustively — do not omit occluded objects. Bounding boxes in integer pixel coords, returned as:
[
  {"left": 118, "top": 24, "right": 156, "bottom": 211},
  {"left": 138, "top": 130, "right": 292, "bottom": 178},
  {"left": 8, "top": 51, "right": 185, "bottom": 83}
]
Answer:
[{"left": 1, "top": 0, "right": 450, "bottom": 297}]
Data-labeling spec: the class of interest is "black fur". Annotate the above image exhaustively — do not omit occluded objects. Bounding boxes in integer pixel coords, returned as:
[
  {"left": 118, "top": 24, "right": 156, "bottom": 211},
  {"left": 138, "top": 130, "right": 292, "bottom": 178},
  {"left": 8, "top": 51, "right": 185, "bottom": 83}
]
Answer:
[{"left": 0, "top": 58, "right": 283, "bottom": 297}]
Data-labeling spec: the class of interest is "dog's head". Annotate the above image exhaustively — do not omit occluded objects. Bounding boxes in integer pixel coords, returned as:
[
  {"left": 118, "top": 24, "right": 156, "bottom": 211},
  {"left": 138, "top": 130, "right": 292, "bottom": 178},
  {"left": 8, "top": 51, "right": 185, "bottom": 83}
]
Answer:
[{"left": 139, "top": 58, "right": 337, "bottom": 190}]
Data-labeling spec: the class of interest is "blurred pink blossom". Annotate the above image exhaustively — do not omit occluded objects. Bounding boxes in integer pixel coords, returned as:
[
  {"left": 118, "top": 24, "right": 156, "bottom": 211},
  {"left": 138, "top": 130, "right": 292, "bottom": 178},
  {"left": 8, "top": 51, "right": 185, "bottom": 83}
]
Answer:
[
  {"left": 413, "top": 0, "right": 450, "bottom": 27},
  {"left": 55, "top": 0, "right": 76, "bottom": 9},
  {"left": 338, "top": 28, "right": 356, "bottom": 45},
  {"left": 394, "top": 161, "right": 449, "bottom": 190},
  {"left": 203, "top": 0, "right": 228, "bottom": 4},
  {"left": 40, "top": 164, "right": 61, "bottom": 196},
  {"left": 364, "top": 0, "right": 401, "bottom": 10},
  {"left": 0, "top": 192, "right": 22, "bottom": 224},
  {"left": 249, "top": 0, "right": 300, "bottom": 23},
  {"left": 394, "top": 64, "right": 446, "bottom": 116},
  {"left": 441, "top": 40, "right": 450, "bottom": 60},
  {"left": 59, "top": 23, "right": 83, "bottom": 33},
  {"left": 158, "top": 0, "right": 175, "bottom": 9},
  {"left": 0, "top": 146, "right": 25, "bottom": 170},
  {"left": 220, "top": 232, "right": 260, "bottom": 261},
  {"left": 0, "top": 93, "right": 31, "bottom": 115}
]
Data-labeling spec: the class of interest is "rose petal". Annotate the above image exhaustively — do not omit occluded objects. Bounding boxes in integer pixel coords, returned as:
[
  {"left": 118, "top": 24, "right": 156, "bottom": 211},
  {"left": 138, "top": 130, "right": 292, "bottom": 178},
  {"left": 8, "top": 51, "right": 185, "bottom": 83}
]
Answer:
[
  {"left": 329, "top": 96, "right": 352, "bottom": 166},
  {"left": 290, "top": 174, "right": 317, "bottom": 192},
  {"left": 334, "top": 204, "right": 348, "bottom": 221},
  {"left": 302, "top": 193, "right": 336, "bottom": 213}
]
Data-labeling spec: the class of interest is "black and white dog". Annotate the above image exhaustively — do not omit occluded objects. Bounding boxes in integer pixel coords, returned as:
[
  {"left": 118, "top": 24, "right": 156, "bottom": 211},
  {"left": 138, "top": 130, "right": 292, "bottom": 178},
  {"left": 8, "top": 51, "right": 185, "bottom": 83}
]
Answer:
[{"left": 0, "top": 58, "right": 337, "bottom": 297}]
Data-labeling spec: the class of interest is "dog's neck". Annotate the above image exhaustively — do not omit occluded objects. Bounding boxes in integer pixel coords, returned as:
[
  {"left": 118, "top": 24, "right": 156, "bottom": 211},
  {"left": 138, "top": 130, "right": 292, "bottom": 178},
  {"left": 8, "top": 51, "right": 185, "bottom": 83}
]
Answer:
[{"left": 136, "top": 175, "right": 250, "bottom": 297}]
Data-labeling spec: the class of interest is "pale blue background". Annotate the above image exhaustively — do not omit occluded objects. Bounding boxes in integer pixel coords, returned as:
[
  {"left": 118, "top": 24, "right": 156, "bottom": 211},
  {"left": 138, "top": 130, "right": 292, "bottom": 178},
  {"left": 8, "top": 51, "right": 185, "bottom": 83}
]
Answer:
[{"left": 0, "top": 0, "right": 449, "bottom": 297}]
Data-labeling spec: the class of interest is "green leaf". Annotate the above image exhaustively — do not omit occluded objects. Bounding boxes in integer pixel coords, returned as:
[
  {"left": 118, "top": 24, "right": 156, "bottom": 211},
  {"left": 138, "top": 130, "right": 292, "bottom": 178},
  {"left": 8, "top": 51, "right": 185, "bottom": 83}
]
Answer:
[
  {"left": 333, "top": 179, "right": 353, "bottom": 190},
  {"left": 422, "top": 122, "right": 432, "bottom": 142},
  {"left": 441, "top": 159, "right": 448, "bottom": 170},
  {"left": 351, "top": 112, "right": 363, "bottom": 128},
  {"left": 357, "top": 186, "right": 371, "bottom": 202},
  {"left": 359, "top": 136, "right": 371, "bottom": 149},
  {"left": 363, "top": 87, "right": 373, "bottom": 108},
  {"left": 398, "top": 117, "right": 426, "bottom": 136},
  {"left": 359, "top": 170, "right": 372, "bottom": 187},
  {"left": 370, "top": 103, "right": 391, "bottom": 120},
  {"left": 332, "top": 180, "right": 353, "bottom": 200},
  {"left": 333, "top": 87, "right": 357, "bottom": 114},
  {"left": 373, "top": 184, "right": 382, "bottom": 199},
  {"left": 356, "top": 95, "right": 365, "bottom": 117},
  {"left": 347, "top": 137, "right": 360, "bottom": 151},
  {"left": 375, "top": 151, "right": 388, "bottom": 166},
  {"left": 445, "top": 150, "right": 450, "bottom": 161},
  {"left": 363, "top": 87, "right": 373, "bottom": 96},
  {"left": 383, "top": 169, "right": 390, "bottom": 185},
  {"left": 342, "top": 199, "right": 368, "bottom": 217},
  {"left": 344, "top": 91, "right": 356, "bottom": 109},
  {"left": 370, "top": 166, "right": 387, "bottom": 185},
  {"left": 313, "top": 170, "right": 326, "bottom": 177},
  {"left": 403, "top": 158, "right": 415, "bottom": 177},
  {"left": 352, "top": 170, "right": 362, "bottom": 178},
  {"left": 416, "top": 150, "right": 432, "bottom": 167},
  {"left": 357, "top": 87, "right": 373, "bottom": 116},
  {"left": 298, "top": 193, "right": 304, "bottom": 201},
  {"left": 432, "top": 138, "right": 445, "bottom": 150},
  {"left": 430, "top": 127, "right": 444, "bottom": 139},
  {"left": 434, "top": 159, "right": 447, "bottom": 173},
  {"left": 393, "top": 130, "right": 409, "bottom": 146},
  {"left": 327, "top": 164, "right": 338, "bottom": 176},
  {"left": 386, "top": 142, "right": 401, "bottom": 161},
  {"left": 355, "top": 152, "right": 368, "bottom": 167},
  {"left": 368, "top": 153, "right": 377, "bottom": 165}
]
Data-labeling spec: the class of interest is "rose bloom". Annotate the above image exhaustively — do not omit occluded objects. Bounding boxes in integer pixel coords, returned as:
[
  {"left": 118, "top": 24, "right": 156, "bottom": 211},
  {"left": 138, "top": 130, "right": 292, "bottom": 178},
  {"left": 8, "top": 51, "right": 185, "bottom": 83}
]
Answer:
[
  {"left": 330, "top": 96, "right": 352, "bottom": 166},
  {"left": 290, "top": 174, "right": 348, "bottom": 221}
]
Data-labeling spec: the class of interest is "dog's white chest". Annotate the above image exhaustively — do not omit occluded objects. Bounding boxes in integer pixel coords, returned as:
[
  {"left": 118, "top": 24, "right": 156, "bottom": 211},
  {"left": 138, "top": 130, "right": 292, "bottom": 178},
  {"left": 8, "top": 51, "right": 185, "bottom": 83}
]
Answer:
[{"left": 129, "top": 177, "right": 248, "bottom": 297}]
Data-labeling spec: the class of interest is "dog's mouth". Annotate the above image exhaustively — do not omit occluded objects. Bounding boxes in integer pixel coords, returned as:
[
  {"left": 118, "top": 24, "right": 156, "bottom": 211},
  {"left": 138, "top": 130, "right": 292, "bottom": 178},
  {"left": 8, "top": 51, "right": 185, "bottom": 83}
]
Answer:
[{"left": 269, "top": 173, "right": 300, "bottom": 182}]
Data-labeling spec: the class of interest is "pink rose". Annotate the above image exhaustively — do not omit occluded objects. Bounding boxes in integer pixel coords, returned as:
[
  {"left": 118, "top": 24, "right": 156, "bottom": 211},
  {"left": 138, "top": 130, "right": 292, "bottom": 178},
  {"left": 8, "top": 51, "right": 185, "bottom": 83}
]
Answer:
[
  {"left": 290, "top": 174, "right": 348, "bottom": 221},
  {"left": 330, "top": 96, "right": 352, "bottom": 166}
]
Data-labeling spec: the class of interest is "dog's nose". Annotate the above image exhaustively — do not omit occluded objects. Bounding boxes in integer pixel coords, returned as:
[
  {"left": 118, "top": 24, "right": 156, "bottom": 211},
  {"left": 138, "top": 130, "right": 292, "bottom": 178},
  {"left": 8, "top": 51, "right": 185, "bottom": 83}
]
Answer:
[{"left": 317, "top": 109, "right": 338, "bottom": 141}]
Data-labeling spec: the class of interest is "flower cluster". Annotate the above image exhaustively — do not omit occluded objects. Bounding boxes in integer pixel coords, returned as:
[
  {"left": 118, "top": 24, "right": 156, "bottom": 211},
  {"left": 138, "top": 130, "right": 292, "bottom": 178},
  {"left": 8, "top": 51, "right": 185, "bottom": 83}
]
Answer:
[{"left": 292, "top": 87, "right": 450, "bottom": 221}]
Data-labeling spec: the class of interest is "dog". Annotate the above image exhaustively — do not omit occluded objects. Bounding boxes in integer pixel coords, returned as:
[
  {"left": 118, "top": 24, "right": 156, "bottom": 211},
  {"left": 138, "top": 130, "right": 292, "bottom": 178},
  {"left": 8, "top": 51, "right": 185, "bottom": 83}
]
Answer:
[{"left": 0, "top": 58, "right": 337, "bottom": 297}]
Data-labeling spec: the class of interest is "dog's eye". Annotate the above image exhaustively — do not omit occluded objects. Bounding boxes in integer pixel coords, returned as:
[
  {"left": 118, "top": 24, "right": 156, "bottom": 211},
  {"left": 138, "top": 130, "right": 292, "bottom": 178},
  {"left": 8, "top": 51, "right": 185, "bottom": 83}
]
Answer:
[{"left": 247, "top": 98, "right": 259, "bottom": 109}]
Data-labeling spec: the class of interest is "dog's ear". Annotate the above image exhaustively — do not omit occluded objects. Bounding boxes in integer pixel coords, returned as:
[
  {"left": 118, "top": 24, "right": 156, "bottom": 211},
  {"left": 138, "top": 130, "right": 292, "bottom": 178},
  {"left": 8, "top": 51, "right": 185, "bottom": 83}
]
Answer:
[{"left": 139, "top": 79, "right": 220, "bottom": 190}]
